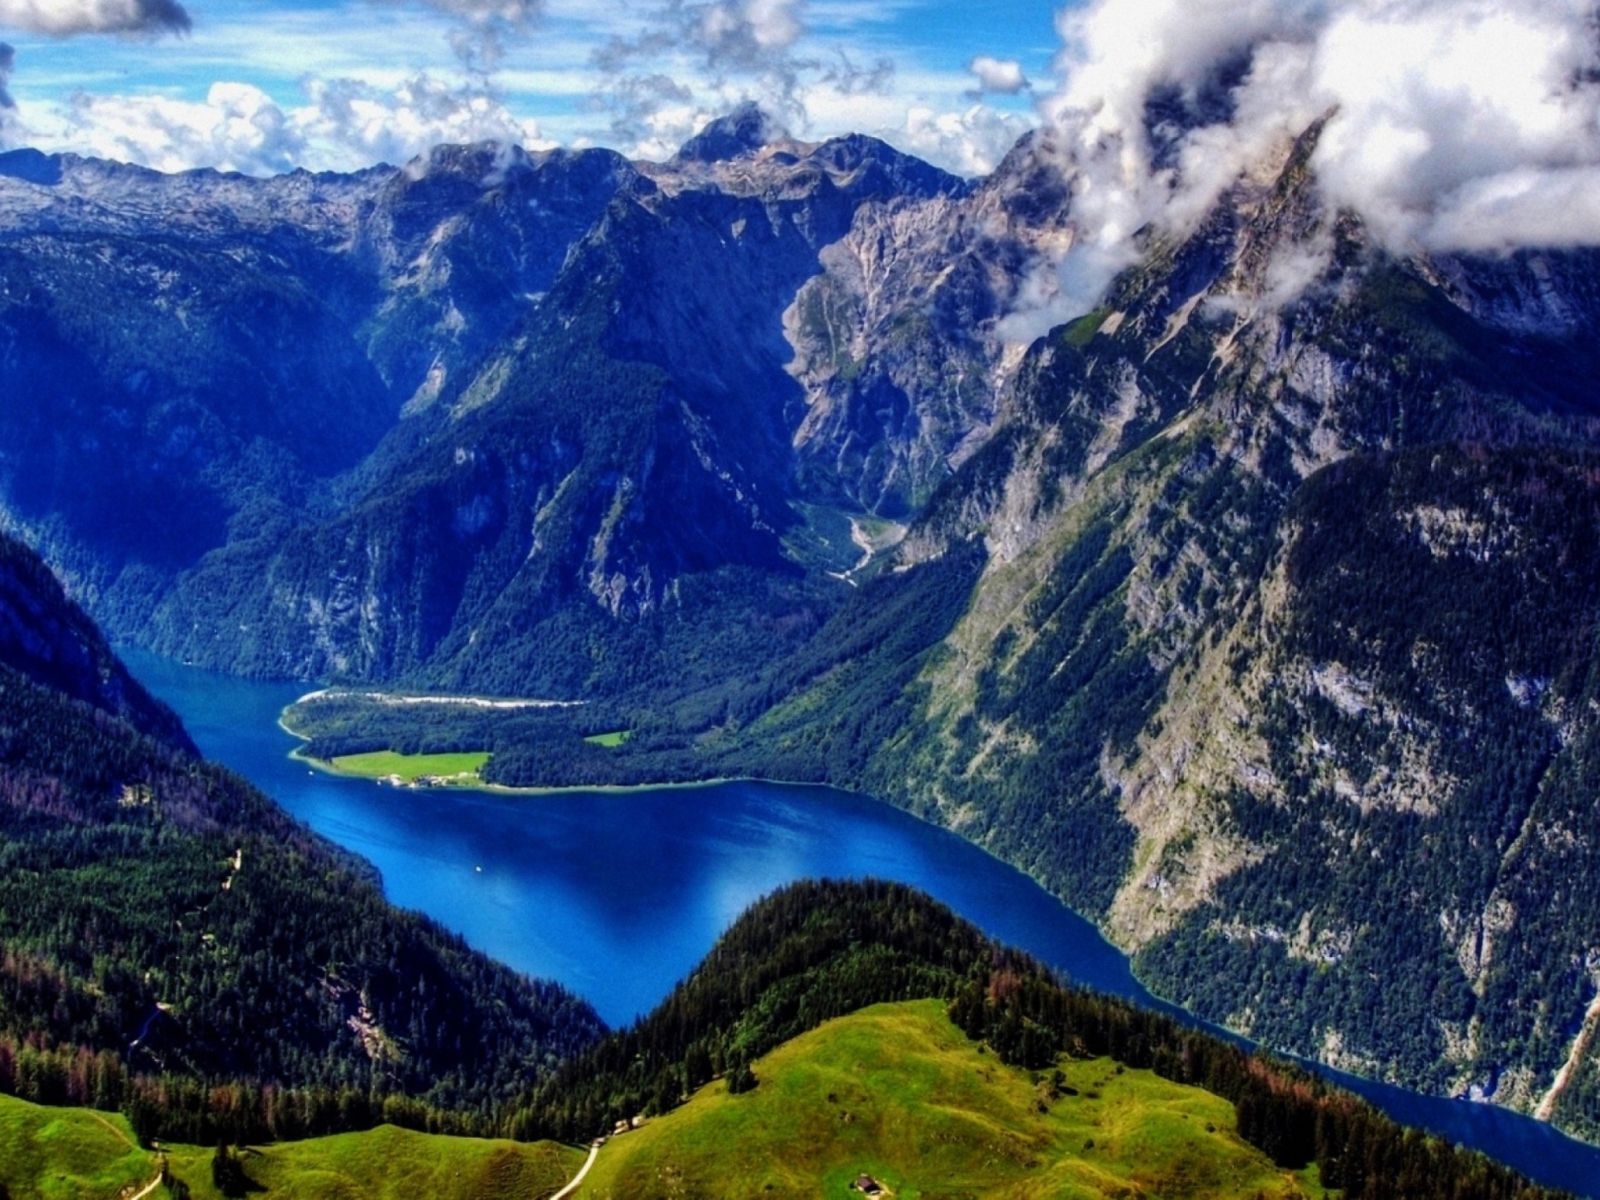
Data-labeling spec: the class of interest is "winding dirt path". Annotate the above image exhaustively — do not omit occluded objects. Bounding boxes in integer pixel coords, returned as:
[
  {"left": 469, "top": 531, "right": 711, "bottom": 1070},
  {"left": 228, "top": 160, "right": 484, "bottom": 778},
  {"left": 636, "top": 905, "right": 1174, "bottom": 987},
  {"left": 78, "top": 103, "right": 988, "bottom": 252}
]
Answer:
[
  {"left": 549, "top": 1142, "right": 600, "bottom": 1200},
  {"left": 86, "top": 1109, "right": 136, "bottom": 1149}
]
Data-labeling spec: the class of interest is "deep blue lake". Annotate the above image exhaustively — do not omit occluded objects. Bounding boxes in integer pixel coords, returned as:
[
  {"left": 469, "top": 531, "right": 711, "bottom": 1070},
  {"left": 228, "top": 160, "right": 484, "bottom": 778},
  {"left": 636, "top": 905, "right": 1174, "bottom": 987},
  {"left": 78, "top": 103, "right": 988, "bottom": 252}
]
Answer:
[{"left": 126, "top": 650, "right": 1600, "bottom": 1196}]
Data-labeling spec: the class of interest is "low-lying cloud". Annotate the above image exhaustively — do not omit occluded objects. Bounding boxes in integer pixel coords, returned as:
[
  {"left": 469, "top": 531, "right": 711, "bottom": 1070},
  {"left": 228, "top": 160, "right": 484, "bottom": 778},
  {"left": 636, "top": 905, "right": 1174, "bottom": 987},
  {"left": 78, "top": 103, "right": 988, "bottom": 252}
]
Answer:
[
  {"left": 591, "top": 0, "right": 903, "bottom": 159},
  {"left": 0, "top": 0, "right": 191, "bottom": 37},
  {"left": 902, "top": 103, "right": 1031, "bottom": 176},
  {"left": 593, "top": 0, "right": 811, "bottom": 152},
  {"left": 64, "top": 74, "right": 547, "bottom": 175},
  {"left": 1021, "top": 0, "right": 1600, "bottom": 331}
]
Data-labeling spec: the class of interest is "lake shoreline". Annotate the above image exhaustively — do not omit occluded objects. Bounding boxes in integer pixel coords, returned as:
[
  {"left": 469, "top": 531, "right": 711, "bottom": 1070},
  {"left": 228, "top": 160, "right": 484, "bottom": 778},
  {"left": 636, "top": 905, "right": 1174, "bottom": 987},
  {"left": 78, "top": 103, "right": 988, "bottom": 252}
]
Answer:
[{"left": 118, "top": 653, "right": 1600, "bottom": 1197}]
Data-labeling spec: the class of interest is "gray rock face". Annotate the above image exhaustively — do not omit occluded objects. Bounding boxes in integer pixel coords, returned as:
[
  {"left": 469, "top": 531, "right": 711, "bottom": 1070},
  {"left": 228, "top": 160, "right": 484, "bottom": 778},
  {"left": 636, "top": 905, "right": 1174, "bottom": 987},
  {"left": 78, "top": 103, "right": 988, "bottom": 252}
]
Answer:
[
  {"left": 848, "top": 120, "right": 1600, "bottom": 1145},
  {"left": 0, "top": 121, "right": 1051, "bottom": 681}
]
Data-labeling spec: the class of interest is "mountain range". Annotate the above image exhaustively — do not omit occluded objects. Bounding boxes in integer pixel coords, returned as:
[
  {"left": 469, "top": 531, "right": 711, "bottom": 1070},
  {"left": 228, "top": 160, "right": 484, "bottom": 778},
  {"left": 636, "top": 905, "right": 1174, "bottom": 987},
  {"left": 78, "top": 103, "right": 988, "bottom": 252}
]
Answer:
[{"left": 5, "top": 101, "right": 1600, "bottom": 1147}]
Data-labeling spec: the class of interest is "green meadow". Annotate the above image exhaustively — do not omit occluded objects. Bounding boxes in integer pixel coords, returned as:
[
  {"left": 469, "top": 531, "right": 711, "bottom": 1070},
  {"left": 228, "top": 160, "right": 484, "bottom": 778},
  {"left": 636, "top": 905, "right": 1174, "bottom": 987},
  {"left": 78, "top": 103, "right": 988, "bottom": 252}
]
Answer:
[
  {"left": 582, "top": 731, "right": 632, "bottom": 748},
  {"left": 323, "top": 750, "right": 491, "bottom": 783},
  {"left": 0, "top": 1095, "right": 151, "bottom": 1200},
  {"left": 577, "top": 1000, "right": 1333, "bottom": 1200},
  {"left": 0, "top": 1095, "right": 584, "bottom": 1199}
]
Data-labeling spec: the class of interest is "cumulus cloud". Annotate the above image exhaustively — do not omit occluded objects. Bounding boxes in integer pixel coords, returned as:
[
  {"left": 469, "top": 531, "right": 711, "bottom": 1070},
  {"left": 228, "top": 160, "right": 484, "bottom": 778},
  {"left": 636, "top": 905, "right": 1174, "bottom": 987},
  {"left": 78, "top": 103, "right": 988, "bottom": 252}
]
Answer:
[
  {"left": 591, "top": 0, "right": 897, "bottom": 156},
  {"left": 1024, "top": 0, "right": 1600, "bottom": 329},
  {"left": 0, "top": 0, "right": 190, "bottom": 37},
  {"left": 968, "top": 55, "right": 1028, "bottom": 96},
  {"left": 901, "top": 102, "right": 1032, "bottom": 176},
  {"left": 62, "top": 74, "right": 547, "bottom": 175}
]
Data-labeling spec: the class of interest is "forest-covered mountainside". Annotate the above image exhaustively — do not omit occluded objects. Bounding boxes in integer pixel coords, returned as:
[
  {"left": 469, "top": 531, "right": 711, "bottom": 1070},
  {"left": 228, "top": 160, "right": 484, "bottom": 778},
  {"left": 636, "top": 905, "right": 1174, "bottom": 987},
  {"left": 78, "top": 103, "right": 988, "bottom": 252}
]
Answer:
[
  {"left": 11, "top": 874, "right": 1566, "bottom": 1198},
  {"left": 0, "top": 532, "right": 191, "bottom": 750},
  {"left": 0, "top": 529, "right": 603, "bottom": 1145}
]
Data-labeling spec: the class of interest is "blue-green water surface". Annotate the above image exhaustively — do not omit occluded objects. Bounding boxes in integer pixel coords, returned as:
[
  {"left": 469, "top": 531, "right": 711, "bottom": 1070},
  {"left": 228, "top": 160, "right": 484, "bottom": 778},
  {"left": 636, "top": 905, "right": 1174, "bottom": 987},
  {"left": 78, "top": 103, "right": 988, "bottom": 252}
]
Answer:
[{"left": 125, "top": 651, "right": 1600, "bottom": 1196}]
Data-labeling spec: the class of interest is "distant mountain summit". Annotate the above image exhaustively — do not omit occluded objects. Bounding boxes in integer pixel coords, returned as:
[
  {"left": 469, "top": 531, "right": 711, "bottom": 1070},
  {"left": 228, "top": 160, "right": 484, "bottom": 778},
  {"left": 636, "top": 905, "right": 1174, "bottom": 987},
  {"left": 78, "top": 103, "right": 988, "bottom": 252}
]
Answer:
[{"left": 674, "top": 101, "right": 784, "bottom": 163}]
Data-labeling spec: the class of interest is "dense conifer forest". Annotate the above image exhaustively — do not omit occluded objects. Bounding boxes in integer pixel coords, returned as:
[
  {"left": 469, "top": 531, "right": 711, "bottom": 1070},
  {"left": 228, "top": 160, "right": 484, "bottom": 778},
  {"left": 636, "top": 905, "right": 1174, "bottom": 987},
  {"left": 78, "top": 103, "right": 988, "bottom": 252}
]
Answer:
[{"left": 0, "top": 530, "right": 604, "bottom": 1146}]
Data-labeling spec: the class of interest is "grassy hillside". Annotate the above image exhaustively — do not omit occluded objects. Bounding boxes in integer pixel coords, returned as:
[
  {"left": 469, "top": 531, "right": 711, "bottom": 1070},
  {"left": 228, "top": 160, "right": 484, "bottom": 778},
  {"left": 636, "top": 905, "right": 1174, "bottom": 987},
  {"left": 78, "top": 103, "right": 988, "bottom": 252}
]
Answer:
[
  {"left": 0, "top": 1092, "right": 584, "bottom": 1200},
  {"left": 578, "top": 999, "right": 1328, "bottom": 1200}
]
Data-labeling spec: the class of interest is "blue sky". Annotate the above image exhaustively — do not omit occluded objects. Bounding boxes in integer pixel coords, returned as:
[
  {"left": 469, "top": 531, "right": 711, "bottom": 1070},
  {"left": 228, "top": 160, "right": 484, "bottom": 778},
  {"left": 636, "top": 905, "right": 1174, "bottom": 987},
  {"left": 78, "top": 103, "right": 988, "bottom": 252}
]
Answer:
[{"left": 0, "top": 0, "right": 1070, "bottom": 175}]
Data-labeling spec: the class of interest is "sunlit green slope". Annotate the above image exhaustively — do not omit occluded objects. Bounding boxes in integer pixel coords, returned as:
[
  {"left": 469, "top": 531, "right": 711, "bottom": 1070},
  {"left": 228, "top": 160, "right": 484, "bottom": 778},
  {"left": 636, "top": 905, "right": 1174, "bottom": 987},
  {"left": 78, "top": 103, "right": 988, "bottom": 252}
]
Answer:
[
  {"left": 0, "top": 1093, "right": 583, "bottom": 1200},
  {"left": 578, "top": 999, "right": 1329, "bottom": 1200}
]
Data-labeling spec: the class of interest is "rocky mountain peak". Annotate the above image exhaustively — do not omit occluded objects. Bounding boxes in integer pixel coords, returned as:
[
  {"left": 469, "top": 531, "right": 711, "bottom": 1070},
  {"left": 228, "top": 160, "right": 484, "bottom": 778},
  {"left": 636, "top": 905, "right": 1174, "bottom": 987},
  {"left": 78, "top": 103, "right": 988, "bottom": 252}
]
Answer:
[
  {"left": 0, "top": 147, "right": 63, "bottom": 186},
  {"left": 675, "top": 101, "right": 785, "bottom": 164}
]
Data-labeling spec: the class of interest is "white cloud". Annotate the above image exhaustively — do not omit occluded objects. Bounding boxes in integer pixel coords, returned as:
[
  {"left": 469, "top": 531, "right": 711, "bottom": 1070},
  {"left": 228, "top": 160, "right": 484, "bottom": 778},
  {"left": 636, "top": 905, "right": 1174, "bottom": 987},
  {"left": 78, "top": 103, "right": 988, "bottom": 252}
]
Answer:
[
  {"left": 0, "top": 41, "right": 16, "bottom": 146},
  {"left": 61, "top": 74, "right": 548, "bottom": 175},
  {"left": 66, "top": 82, "right": 300, "bottom": 175},
  {"left": 417, "top": 0, "right": 540, "bottom": 19},
  {"left": 1022, "top": 0, "right": 1600, "bottom": 328},
  {"left": 0, "top": 0, "right": 190, "bottom": 38},
  {"left": 1309, "top": 0, "right": 1600, "bottom": 251},
  {"left": 590, "top": 0, "right": 899, "bottom": 152},
  {"left": 968, "top": 54, "right": 1027, "bottom": 96},
  {"left": 900, "top": 102, "right": 1030, "bottom": 176}
]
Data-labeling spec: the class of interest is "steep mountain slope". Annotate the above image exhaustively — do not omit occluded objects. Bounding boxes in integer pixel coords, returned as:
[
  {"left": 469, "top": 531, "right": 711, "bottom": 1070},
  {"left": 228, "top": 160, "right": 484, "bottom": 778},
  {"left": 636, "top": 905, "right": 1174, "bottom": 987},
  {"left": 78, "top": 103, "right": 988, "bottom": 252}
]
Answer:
[
  {"left": 0, "top": 532, "right": 190, "bottom": 749},
  {"left": 137, "top": 114, "right": 1000, "bottom": 691},
  {"left": 762, "top": 127, "right": 1600, "bottom": 1141},
  {"left": 12, "top": 105, "right": 1600, "bottom": 1153},
  {"left": 0, "top": 114, "right": 1038, "bottom": 692},
  {"left": 0, "top": 528, "right": 602, "bottom": 1141}
]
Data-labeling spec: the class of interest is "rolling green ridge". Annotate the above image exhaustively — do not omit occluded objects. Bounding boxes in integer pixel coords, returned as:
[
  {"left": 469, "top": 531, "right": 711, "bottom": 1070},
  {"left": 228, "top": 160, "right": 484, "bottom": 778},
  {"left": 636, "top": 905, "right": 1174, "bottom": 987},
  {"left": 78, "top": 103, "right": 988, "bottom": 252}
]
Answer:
[
  {"left": 578, "top": 1000, "right": 1331, "bottom": 1200},
  {"left": 502, "top": 880, "right": 1562, "bottom": 1200},
  {"left": 0, "top": 1092, "right": 583, "bottom": 1200},
  {"left": 0, "top": 879, "right": 1569, "bottom": 1199}
]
